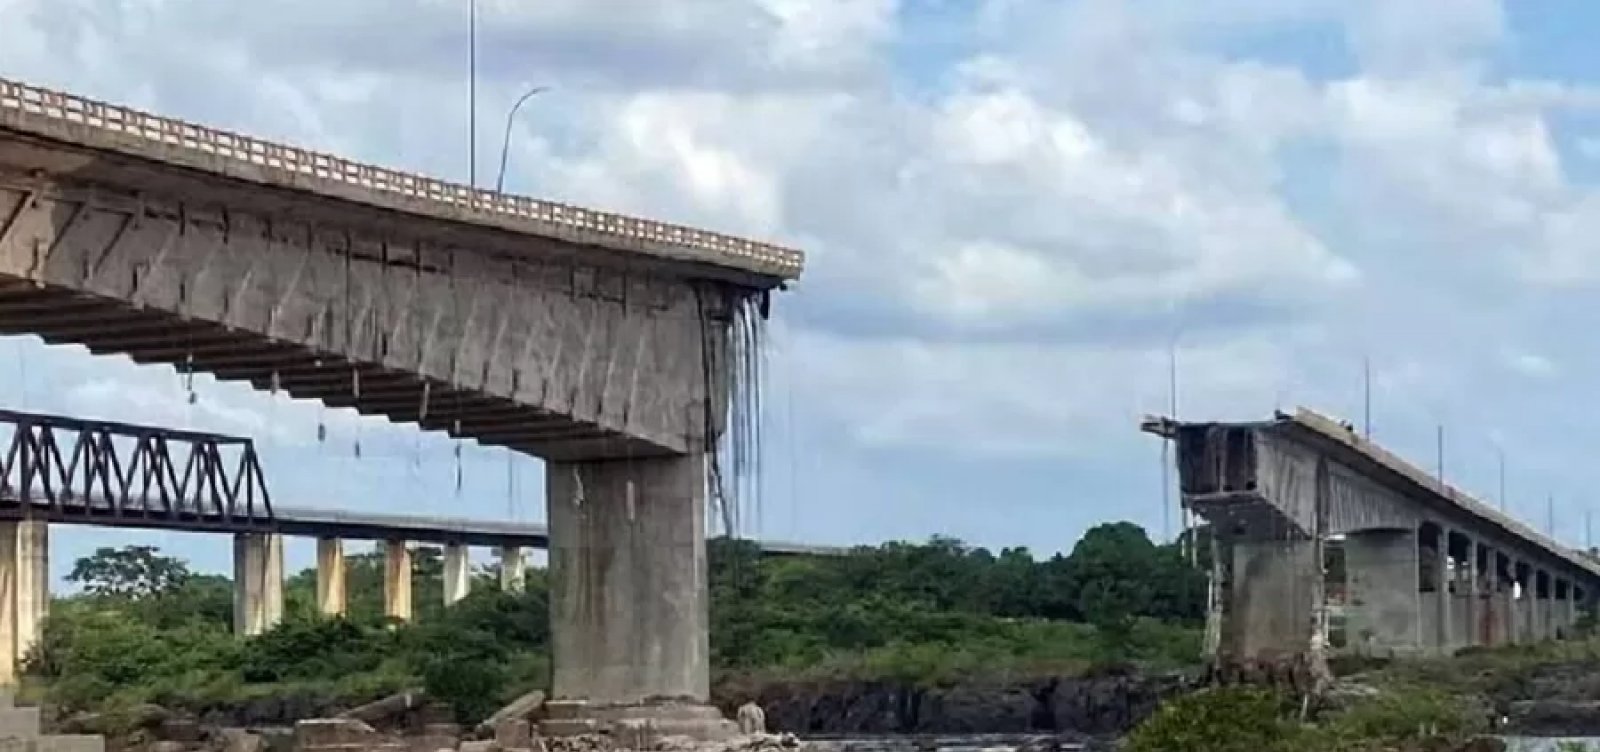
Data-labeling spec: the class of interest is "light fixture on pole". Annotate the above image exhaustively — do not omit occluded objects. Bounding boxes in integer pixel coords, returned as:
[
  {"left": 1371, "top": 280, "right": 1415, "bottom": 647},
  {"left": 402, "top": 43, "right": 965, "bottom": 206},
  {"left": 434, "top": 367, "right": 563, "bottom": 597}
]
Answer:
[{"left": 496, "top": 86, "right": 550, "bottom": 193}]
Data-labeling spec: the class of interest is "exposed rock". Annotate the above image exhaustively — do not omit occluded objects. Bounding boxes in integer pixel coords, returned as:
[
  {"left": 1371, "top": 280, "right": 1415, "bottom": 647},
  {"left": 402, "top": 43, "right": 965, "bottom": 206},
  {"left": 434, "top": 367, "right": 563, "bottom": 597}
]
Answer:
[
  {"left": 477, "top": 692, "right": 547, "bottom": 738},
  {"left": 458, "top": 741, "right": 497, "bottom": 752},
  {"left": 721, "top": 673, "right": 1190, "bottom": 736},
  {"left": 1506, "top": 699, "right": 1600, "bottom": 737},
  {"left": 492, "top": 720, "right": 531, "bottom": 750},
  {"left": 158, "top": 718, "right": 203, "bottom": 744},
  {"left": 292, "top": 718, "right": 379, "bottom": 751},
  {"left": 148, "top": 741, "right": 190, "bottom": 752},
  {"left": 338, "top": 693, "right": 427, "bottom": 727},
  {"left": 213, "top": 729, "right": 264, "bottom": 752}
]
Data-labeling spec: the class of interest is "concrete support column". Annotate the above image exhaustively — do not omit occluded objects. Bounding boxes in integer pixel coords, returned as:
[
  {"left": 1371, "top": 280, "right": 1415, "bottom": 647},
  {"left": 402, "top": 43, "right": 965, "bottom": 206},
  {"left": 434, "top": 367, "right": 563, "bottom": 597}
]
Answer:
[
  {"left": 232, "top": 533, "right": 284, "bottom": 637},
  {"left": 499, "top": 545, "right": 526, "bottom": 593},
  {"left": 1435, "top": 527, "right": 1452, "bottom": 654},
  {"left": 316, "top": 537, "right": 347, "bottom": 617},
  {"left": 547, "top": 454, "right": 710, "bottom": 705},
  {"left": 0, "top": 520, "right": 46, "bottom": 685},
  {"left": 443, "top": 543, "right": 471, "bottom": 606},
  {"left": 1345, "top": 529, "right": 1422, "bottom": 657},
  {"left": 1515, "top": 562, "right": 1533, "bottom": 643},
  {"left": 1465, "top": 538, "right": 1480, "bottom": 647},
  {"left": 13, "top": 521, "right": 46, "bottom": 664},
  {"left": 383, "top": 540, "right": 413, "bottom": 622}
]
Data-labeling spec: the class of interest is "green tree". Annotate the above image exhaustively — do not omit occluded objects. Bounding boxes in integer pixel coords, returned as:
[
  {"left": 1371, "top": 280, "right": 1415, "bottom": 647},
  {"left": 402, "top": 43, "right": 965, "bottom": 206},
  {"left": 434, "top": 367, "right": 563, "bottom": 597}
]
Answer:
[{"left": 67, "top": 545, "right": 192, "bottom": 599}]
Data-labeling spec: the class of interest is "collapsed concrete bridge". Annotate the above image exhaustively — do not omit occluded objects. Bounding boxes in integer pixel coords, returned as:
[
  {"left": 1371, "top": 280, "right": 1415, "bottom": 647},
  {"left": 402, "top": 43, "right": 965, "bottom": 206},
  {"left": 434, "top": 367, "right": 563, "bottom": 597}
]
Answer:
[
  {"left": 0, "top": 76, "right": 802, "bottom": 739},
  {"left": 1145, "top": 408, "right": 1600, "bottom": 666}
]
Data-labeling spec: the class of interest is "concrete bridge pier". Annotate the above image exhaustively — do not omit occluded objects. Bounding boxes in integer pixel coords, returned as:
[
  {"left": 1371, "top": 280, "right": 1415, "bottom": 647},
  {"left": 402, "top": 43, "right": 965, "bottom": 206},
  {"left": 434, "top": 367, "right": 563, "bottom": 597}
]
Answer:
[
  {"left": 316, "top": 538, "right": 347, "bottom": 617},
  {"left": 1344, "top": 528, "right": 1422, "bottom": 657},
  {"left": 0, "top": 520, "right": 48, "bottom": 685},
  {"left": 444, "top": 544, "right": 471, "bottom": 605},
  {"left": 233, "top": 533, "right": 284, "bottom": 636},
  {"left": 383, "top": 540, "right": 413, "bottom": 622},
  {"left": 545, "top": 454, "right": 734, "bottom": 739},
  {"left": 499, "top": 546, "right": 526, "bottom": 593}
]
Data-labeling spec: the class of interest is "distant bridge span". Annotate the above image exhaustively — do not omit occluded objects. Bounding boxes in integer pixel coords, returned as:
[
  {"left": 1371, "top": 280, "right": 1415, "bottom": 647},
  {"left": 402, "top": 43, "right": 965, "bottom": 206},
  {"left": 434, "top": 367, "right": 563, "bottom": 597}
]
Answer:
[{"left": 1146, "top": 407, "right": 1600, "bottom": 666}]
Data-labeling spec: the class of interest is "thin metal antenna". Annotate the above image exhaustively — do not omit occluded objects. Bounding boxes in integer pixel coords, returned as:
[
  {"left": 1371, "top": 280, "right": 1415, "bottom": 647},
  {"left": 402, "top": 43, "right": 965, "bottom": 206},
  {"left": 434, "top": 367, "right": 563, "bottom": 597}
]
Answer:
[
  {"left": 1435, "top": 424, "right": 1445, "bottom": 484},
  {"left": 469, "top": 0, "right": 477, "bottom": 193},
  {"left": 1497, "top": 446, "right": 1506, "bottom": 512},
  {"left": 1362, "top": 355, "right": 1372, "bottom": 439},
  {"left": 1161, "top": 340, "right": 1177, "bottom": 543}
]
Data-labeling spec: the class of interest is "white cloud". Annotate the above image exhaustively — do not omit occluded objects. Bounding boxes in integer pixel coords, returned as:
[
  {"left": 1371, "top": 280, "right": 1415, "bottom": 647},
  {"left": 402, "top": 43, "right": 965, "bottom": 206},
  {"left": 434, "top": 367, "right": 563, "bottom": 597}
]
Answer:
[
  {"left": 1502, "top": 351, "right": 1558, "bottom": 379},
  {"left": 3, "top": 0, "right": 1600, "bottom": 481}
]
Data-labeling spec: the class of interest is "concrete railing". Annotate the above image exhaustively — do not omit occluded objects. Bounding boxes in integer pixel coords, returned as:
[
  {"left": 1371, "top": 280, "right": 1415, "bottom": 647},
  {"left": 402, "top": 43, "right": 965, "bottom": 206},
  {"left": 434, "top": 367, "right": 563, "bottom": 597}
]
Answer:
[{"left": 0, "top": 77, "right": 804, "bottom": 280}]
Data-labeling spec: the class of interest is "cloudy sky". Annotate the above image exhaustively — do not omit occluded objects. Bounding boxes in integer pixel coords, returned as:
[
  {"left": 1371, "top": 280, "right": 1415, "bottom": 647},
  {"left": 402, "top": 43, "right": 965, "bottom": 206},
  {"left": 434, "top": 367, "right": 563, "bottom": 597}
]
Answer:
[{"left": 6, "top": 0, "right": 1600, "bottom": 584}]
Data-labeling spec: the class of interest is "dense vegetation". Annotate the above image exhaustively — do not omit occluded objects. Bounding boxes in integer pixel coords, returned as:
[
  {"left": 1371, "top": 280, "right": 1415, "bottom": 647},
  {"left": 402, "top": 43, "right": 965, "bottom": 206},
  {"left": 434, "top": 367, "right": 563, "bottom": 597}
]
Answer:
[{"left": 27, "top": 522, "right": 1206, "bottom": 725}]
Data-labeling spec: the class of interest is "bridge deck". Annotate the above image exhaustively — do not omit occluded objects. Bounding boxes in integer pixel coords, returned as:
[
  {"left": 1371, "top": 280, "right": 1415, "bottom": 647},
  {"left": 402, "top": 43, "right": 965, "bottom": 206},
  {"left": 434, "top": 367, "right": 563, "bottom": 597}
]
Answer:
[
  {"left": 0, "top": 77, "right": 802, "bottom": 284},
  {"left": 1145, "top": 407, "right": 1600, "bottom": 581}
]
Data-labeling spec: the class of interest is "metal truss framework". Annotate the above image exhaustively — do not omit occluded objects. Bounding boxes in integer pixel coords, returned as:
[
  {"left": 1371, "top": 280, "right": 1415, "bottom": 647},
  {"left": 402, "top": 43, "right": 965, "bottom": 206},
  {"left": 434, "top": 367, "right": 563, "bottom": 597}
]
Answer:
[{"left": 0, "top": 408, "right": 272, "bottom": 529}]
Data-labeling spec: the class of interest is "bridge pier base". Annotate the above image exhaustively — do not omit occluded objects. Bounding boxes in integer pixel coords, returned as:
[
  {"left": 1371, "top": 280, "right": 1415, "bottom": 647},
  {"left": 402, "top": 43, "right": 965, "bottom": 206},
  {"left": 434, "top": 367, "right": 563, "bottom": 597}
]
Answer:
[
  {"left": 232, "top": 533, "right": 283, "bottom": 636},
  {"left": 444, "top": 544, "right": 471, "bottom": 605},
  {"left": 383, "top": 540, "right": 413, "bottom": 622},
  {"left": 317, "top": 538, "right": 347, "bottom": 617},
  {"left": 544, "top": 454, "right": 735, "bottom": 741}
]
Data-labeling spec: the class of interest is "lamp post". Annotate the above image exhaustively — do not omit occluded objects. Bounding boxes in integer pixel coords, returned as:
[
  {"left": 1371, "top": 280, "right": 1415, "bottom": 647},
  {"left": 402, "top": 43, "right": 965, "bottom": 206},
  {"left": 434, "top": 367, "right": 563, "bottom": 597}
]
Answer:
[{"left": 496, "top": 86, "right": 549, "bottom": 193}]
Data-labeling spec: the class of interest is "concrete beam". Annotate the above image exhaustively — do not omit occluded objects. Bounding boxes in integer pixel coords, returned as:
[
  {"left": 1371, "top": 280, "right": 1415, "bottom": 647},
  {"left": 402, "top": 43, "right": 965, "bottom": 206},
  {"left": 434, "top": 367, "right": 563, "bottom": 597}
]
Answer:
[{"left": 316, "top": 538, "right": 347, "bottom": 617}]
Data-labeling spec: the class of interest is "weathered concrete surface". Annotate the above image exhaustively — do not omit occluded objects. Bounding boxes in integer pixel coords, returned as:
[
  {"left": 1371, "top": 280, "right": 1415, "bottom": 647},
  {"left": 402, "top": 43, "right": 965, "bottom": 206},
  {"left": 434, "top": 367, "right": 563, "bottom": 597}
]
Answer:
[
  {"left": 232, "top": 533, "right": 283, "bottom": 637},
  {"left": 0, "top": 161, "right": 732, "bottom": 461},
  {"left": 1152, "top": 407, "right": 1600, "bottom": 670},
  {"left": 547, "top": 455, "right": 710, "bottom": 706},
  {"left": 1223, "top": 539, "right": 1318, "bottom": 662},
  {"left": 1344, "top": 529, "right": 1421, "bottom": 657},
  {"left": 0, "top": 520, "right": 46, "bottom": 683},
  {"left": 383, "top": 541, "right": 413, "bottom": 623},
  {"left": 316, "top": 537, "right": 346, "bottom": 617},
  {"left": 0, "top": 77, "right": 805, "bottom": 461},
  {"left": 499, "top": 546, "right": 526, "bottom": 593},
  {"left": 443, "top": 543, "right": 470, "bottom": 606}
]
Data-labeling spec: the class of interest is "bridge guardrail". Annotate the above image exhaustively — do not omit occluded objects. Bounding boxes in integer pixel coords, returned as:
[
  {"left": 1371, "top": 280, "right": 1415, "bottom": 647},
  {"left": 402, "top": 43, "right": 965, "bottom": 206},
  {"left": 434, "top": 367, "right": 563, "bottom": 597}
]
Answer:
[{"left": 0, "top": 77, "right": 803, "bottom": 280}]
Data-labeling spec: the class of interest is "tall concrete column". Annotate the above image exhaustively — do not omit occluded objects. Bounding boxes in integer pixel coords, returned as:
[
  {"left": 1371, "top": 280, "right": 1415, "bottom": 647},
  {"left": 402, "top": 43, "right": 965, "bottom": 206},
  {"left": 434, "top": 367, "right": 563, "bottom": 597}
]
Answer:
[
  {"left": 443, "top": 543, "right": 471, "bottom": 605},
  {"left": 1514, "top": 561, "right": 1532, "bottom": 643},
  {"left": 383, "top": 540, "right": 413, "bottom": 622},
  {"left": 0, "top": 522, "right": 21, "bottom": 685},
  {"left": 547, "top": 454, "right": 710, "bottom": 706},
  {"left": 1344, "top": 529, "right": 1422, "bottom": 657},
  {"left": 1434, "top": 528, "right": 1452, "bottom": 654},
  {"left": 499, "top": 545, "right": 526, "bottom": 593},
  {"left": 1465, "top": 538, "right": 1480, "bottom": 647},
  {"left": 1220, "top": 538, "right": 1319, "bottom": 662},
  {"left": 13, "top": 521, "right": 46, "bottom": 664},
  {"left": 232, "top": 533, "right": 284, "bottom": 636},
  {"left": 316, "top": 537, "right": 347, "bottom": 617}
]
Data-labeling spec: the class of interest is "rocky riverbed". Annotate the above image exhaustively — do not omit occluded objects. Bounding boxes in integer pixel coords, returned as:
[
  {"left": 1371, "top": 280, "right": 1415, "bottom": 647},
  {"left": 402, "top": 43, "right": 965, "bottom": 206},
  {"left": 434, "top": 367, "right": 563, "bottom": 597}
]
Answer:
[{"left": 714, "top": 670, "right": 1189, "bottom": 737}]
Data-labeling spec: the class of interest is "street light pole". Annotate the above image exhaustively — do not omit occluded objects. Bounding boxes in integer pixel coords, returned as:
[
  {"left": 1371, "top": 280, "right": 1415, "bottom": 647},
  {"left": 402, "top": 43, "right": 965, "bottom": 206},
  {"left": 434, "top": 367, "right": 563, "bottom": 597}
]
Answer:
[
  {"left": 469, "top": 0, "right": 477, "bottom": 191},
  {"left": 496, "top": 86, "right": 549, "bottom": 193}
]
